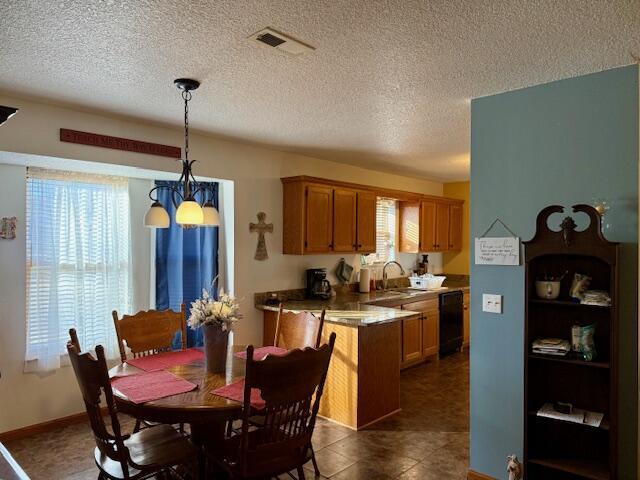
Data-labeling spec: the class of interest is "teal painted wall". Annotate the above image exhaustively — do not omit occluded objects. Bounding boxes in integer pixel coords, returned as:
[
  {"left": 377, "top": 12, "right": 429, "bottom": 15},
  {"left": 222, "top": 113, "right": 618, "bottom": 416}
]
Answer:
[{"left": 470, "top": 65, "right": 639, "bottom": 479}]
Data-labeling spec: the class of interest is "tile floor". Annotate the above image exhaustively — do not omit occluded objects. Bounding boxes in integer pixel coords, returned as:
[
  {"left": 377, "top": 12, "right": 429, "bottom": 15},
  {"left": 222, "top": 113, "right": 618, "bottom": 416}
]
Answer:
[{"left": 5, "top": 351, "right": 469, "bottom": 479}]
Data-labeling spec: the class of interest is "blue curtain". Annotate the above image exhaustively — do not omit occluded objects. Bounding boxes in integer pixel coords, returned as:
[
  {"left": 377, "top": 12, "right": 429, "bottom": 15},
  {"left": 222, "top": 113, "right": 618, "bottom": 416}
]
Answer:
[{"left": 155, "top": 181, "right": 219, "bottom": 347}]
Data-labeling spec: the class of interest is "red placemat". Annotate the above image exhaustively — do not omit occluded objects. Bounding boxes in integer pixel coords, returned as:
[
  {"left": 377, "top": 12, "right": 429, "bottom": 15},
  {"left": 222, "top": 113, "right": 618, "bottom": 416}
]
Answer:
[
  {"left": 234, "top": 346, "right": 288, "bottom": 360},
  {"left": 212, "top": 379, "right": 265, "bottom": 410},
  {"left": 111, "top": 370, "right": 197, "bottom": 404},
  {"left": 126, "top": 348, "right": 204, "bottom": 372}
]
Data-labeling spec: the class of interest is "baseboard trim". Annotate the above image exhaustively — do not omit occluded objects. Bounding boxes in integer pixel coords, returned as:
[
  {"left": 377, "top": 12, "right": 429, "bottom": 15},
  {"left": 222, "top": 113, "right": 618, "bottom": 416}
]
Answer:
[
  {"left": 0, "top": 409, "right": 104, "bottom": 443},
  {"left": 467, "top": 469, "right": 496, "bottom": 480}
]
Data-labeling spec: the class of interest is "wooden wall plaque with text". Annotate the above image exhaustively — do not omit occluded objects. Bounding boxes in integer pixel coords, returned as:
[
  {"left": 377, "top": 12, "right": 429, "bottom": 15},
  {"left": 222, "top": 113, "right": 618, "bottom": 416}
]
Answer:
[{"left": 60, "top": 129, "right": 181, "bottom": 158}]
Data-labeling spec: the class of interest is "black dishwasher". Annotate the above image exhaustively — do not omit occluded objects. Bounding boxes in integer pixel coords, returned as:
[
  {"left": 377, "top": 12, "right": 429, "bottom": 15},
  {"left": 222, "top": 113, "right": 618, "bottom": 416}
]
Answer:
[{"left": 439, "top": 291, "right": 463, "bottom": 355}]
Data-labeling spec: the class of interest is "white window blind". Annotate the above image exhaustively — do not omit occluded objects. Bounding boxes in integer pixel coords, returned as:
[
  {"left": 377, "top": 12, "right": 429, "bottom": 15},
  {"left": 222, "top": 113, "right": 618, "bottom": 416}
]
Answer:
[
  {"left": 25, "top": 168, "right": 132, "bottom": 371},
  {"left": 372, "top": 198, "right": 397, "bottom": 264}
]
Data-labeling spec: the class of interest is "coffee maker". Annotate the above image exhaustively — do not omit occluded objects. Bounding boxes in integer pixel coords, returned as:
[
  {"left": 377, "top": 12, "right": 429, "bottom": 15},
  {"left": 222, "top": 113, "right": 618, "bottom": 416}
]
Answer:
[{"left": 306, "top": 268, "right": 332, "bottom": 299}]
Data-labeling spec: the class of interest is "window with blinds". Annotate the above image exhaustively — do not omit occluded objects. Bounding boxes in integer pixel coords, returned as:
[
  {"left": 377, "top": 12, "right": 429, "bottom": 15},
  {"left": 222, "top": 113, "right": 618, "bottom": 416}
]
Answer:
[
  {"left": 371, "top": 198, "right": 397, "bottom": 264},
  {"left": 25, "top": 168, "right": 132, "bottom": 371}
]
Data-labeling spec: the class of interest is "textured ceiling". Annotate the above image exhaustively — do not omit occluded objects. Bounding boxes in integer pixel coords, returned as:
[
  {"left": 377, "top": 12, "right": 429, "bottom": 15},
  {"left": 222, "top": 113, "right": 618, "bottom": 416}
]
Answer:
[{"left": 1, "top": 1, "right": 639, "bottom": 181}]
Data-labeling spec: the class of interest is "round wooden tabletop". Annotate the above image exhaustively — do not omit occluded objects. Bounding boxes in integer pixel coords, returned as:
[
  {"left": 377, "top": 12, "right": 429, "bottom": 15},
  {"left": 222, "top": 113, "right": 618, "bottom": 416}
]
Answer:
[{"left": 109, "top": 346, "right": 246, "bottom": 425}]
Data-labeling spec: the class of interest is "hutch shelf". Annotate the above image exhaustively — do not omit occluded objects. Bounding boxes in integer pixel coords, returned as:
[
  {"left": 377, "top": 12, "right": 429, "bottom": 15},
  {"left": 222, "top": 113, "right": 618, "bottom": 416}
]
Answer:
[{"left": 524, "top": 205, "right": 618, "bottom": 480}]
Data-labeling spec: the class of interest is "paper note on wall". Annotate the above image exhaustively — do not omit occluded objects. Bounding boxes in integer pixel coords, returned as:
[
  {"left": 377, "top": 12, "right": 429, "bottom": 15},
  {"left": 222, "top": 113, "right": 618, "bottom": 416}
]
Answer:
[{"left": 474, "top": 237, "right": 520, "bottom": 265}]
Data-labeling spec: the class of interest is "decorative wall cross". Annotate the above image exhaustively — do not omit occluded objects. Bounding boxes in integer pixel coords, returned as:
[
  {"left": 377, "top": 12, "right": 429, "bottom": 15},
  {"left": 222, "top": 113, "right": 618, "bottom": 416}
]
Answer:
[
  {"left": 249, "top": 212, "right": 273, "bottom": 261},
  {"left": 0, "top": 217, "right": 16, "bottom": 239}
]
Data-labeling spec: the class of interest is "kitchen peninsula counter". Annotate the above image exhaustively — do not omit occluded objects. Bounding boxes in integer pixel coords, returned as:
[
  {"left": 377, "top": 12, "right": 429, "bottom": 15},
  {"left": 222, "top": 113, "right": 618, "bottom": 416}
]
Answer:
[
  {"left": 255, "top": 281, "right": 470, "bottom": 324},
  {"left": 254, "top": 280, "right": 469, "bottom": 430}
]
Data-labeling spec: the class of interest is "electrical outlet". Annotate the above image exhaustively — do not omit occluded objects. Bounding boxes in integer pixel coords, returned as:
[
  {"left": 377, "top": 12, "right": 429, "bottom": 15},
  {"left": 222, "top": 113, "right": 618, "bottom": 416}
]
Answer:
[{"left": 482, "top": 294, "right": 503, "bottom": 314}]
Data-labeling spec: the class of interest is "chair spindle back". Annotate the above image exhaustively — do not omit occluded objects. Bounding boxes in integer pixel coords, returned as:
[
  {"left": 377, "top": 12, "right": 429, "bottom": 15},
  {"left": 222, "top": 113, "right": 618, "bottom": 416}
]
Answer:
[
  {"left": 273, "top": 305, "right": 325, "bottom": 350},
  {"left": 112, "top": 304, "right": 187, "bottom": 362}
]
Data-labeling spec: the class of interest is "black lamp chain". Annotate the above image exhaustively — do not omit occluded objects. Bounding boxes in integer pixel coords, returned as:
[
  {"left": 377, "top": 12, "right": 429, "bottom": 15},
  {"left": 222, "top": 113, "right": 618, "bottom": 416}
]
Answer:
[{"left": 182, "top": 90, "right": 191, "bottom": 161}]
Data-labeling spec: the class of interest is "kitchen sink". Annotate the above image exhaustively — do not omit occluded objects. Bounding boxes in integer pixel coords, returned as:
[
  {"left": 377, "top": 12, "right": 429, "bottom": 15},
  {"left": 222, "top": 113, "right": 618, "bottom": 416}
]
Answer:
[
  {"left": 389, "top": 288, "right": 432, "bottom": 297},
  {"left": 325, "top": 311, "right": 388, "bottom": 319}
]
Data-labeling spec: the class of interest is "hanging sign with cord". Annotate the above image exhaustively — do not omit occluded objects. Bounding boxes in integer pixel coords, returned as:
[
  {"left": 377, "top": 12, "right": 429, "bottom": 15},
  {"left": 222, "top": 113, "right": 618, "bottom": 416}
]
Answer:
[{"left": 474, "top": 218, "right": 520, "bottom": 266}]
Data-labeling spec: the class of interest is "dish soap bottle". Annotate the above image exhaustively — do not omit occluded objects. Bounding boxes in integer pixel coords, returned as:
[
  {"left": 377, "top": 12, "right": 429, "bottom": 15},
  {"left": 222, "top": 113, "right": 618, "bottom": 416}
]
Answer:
[{"left": 418, "top": 254, "right": 429, "bottom": 276}]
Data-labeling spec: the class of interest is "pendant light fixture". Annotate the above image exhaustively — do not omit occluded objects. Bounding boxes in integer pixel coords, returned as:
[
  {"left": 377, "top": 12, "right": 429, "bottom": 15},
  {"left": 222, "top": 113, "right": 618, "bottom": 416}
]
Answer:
[{"left": 144, "top": 78, "right": 220, "bottom": 228}]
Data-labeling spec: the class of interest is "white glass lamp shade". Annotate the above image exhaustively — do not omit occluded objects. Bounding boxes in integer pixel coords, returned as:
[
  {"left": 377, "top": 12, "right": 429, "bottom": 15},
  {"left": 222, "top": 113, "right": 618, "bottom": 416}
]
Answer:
[
  {"left": 176, "top": 198, "right": 204, "bottom": 225},
  {"left": 144, "top": 202, "right": 170, "bottom": 228},
  {"left": 202, "top": 201, "right": 220, "bottom": 226}
]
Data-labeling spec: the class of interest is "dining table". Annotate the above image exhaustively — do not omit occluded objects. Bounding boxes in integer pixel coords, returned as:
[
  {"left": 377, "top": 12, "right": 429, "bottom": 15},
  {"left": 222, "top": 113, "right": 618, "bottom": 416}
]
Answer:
[{"left": 108, "top": 344, "right": 248, "bottom": 468}]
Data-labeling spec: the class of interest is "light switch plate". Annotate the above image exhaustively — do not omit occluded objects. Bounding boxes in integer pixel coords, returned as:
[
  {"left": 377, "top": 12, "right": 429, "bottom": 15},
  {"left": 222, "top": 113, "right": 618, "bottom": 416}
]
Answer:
[{"left": 482, "top": 294, "right": 503, "bottom": 314}]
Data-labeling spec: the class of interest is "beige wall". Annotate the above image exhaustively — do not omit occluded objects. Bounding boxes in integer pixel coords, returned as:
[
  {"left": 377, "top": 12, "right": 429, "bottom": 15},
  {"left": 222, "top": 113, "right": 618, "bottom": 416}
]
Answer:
[
  {"left": 0, "top": 94, "right": 444, "bottom": 433},
  {"left": 442, "top": 181, "right": 470, "bottom": 275},
  {"left": 0, "top": 165, "right": 154, "bottom": 433}
]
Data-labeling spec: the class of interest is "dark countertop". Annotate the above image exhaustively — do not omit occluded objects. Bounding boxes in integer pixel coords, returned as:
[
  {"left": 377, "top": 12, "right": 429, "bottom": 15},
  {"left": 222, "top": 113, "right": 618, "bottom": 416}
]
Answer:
[{"left": 255, "top": 280, "right": 469, "bottom": 327}]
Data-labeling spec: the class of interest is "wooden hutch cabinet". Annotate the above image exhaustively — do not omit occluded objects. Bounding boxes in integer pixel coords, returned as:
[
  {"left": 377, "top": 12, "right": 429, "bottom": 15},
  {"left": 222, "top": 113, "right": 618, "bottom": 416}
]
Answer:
[{"left": 523, "top": 205, "right": 618, "bottom": 480}]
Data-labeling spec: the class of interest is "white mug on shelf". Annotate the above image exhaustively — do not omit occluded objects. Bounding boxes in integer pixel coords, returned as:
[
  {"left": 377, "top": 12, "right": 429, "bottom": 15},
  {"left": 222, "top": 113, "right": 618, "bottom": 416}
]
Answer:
[{"left": 535, "top": 281, "right": 561, "bottom": 300}]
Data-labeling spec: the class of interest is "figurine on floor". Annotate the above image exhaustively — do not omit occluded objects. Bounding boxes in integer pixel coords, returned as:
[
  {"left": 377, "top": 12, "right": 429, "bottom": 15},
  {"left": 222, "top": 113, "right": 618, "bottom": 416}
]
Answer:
[{"left": 507, "top": 455, "right": 523, "bottom": 480}]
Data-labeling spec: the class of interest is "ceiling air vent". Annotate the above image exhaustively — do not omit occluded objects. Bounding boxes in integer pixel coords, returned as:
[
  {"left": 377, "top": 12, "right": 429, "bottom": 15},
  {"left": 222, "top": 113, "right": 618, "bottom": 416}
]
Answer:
[
  {"left": 249, "top": 28, "right": 315, "bottom": 56},
  {"left": 256, "top": 32, "right": 286, "bottom": 48}
]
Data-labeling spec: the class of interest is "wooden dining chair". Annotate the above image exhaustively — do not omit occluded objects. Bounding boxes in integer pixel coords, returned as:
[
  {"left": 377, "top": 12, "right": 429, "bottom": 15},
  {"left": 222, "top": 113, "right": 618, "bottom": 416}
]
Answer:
[
  {"left": 273, "top": 304, "right": 326, "bottom": 349},
  {"left": 112, "top": 304, "right": 187, "bottom": 363},
  {"left": 112, "top": 305, "right": 188, "bottom": 433},
  {"left": 270, "top": 305, "right": 327, "bottom": 476},
  {"left": 66, "top": 329, "right": 197, "bottom": 480},
  {"left": 211, "top": 334, "right": 336, "bottom": 480}
]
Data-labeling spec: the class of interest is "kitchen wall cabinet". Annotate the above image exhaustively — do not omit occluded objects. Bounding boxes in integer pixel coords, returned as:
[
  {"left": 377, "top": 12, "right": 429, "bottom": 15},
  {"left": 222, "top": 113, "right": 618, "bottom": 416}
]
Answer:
[
  {"left": 398, "top": 201, "right": 419, "bottom": 252},
  {"left": 399, "top": 198, "right": 464, "bottom": 253},
  {"left": 420, "top": 200, "right": 437, "bottom": 252},
  {"left": 434, "top": 202, "right": 450, "bottom": 251},
  {"left": 282, "top": 177, "right": 377, "bottom": 255},
  {"left": 448, "top": 203, "right": 463, "bottom": 251},
  {"left": 356, "top": 191, "right": 377, "bottom": 252},
  {"left": 282, "top": 176, "right": 463, "bottom": 255},
  {"left": 304, "top": 184, "right": 334, "bottom": 253},
  {"left": 333, "top": 188, "right": 357, "bottom": 252}
]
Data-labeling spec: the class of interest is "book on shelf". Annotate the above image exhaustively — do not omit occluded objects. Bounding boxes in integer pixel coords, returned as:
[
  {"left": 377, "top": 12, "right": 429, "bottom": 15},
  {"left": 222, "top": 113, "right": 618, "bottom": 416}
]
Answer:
[
  {"left": 580, "top": 290, "right": 611, "bottom": 307},
  {"left": 532, "top": 338, "right": 571, "bottom": 356},
  {"left": 536, "top": 402, "right": 604, "bottom": 428}
]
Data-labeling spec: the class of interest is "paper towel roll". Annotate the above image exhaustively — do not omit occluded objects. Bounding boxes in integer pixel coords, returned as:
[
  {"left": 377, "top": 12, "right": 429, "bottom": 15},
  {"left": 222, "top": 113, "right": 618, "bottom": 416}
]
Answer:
[{"left": 359, "top": 268, "right": 371, "bottom": 293}]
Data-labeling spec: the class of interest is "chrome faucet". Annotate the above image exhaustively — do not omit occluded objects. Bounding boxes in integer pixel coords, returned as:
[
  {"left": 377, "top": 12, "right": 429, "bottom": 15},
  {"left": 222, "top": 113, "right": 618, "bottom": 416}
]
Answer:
[{"left": 382, "top": 261, "right": 405, "bottom": 290}]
